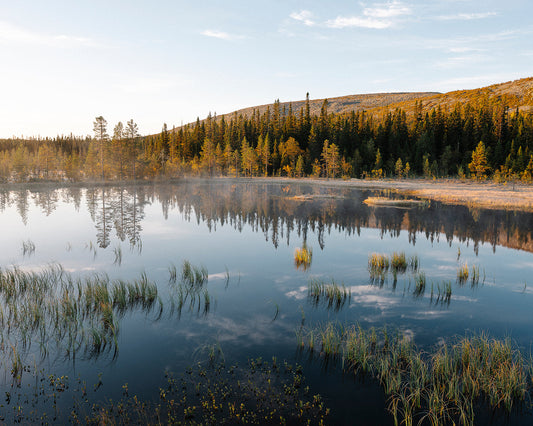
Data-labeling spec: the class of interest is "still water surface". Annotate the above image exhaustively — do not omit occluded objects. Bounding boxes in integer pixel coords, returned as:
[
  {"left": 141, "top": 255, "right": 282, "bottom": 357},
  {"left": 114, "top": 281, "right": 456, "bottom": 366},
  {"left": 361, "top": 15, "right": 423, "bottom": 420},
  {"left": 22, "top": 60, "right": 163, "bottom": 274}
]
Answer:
[{"left": 0, "top": 179, "right": 532, "bottom": 423}]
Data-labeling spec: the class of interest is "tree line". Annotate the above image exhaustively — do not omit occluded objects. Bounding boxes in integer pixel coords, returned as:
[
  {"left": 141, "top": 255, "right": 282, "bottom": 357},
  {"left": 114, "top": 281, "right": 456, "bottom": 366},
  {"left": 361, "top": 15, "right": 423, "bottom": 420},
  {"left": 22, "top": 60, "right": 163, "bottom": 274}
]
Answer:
[{"left": 1, "top": 94, "right": 533, "bottom": 182}]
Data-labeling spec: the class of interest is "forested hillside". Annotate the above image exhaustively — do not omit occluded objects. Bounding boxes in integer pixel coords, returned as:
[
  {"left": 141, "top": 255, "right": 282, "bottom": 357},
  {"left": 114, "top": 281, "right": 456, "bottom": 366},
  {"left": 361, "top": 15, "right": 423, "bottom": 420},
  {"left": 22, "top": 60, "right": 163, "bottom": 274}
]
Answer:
[{"left": 1, "top": 77, "right": 532, "bottom": 183}]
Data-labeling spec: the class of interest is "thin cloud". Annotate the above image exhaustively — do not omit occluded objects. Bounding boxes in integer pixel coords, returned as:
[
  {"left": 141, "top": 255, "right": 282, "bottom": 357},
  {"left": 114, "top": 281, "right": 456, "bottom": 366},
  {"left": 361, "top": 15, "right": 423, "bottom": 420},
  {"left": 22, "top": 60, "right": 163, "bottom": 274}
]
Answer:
[
  {"left": 0, "top": 21, "right": 97, "bottom": 47},
  {"left": 363, "top": 1, "right": 412, "bottom": 19},
  {"left": 289, "top": 10, "right": 315, "bottom": 27},
  {"left": 201, "top": 29, "right": 245, "bottom": 41},
  {"left": 437, "top": 12, "right": 497, "bottom": 21},
  {"left": 326, "top": 16, "right": 393, "bottom": 29},
  {"left": 326, "top": 1, "right": 411, "bottom": 29}
]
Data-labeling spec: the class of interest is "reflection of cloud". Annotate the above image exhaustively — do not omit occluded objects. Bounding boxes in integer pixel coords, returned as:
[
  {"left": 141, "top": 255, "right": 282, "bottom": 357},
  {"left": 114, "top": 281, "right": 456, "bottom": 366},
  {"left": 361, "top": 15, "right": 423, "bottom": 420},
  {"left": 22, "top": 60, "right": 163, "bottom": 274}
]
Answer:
[
  {"left": 209, "top": 271, "right": 230, "bottom": 280},
  {"left": 285, "top": 286, "right": 307, "bottom": 300},
  {"left": 403, "top": 310, "right": 451, "bottom": 320},
  {"left": 275, "top": 274, "right": 297, "bottom": 284},
  {"left": 452, "top": 295, "right": 478, "bottom": 303},
  {"left": 202, "top": 315, "right": 295, "bottom": 346},
  {"left": 437, "top": 265, "right": 457, "bottom": 271},
  {"left": 349, "top": 285, "right": 399, "bottom": 310},
  {"left": 0, "top": 21, "right": 98, "bottom": 47},
  {"left": 402, "top": 328, "right": 415, "bottom": 342}
]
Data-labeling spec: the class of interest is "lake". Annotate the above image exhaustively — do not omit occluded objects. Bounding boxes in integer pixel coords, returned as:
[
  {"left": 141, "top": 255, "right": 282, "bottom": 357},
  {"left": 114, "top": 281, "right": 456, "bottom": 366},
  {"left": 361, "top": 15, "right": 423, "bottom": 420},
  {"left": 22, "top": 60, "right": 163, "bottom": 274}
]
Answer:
[{"left": 1, "top": 179, "right": 532, "bottom": 424}]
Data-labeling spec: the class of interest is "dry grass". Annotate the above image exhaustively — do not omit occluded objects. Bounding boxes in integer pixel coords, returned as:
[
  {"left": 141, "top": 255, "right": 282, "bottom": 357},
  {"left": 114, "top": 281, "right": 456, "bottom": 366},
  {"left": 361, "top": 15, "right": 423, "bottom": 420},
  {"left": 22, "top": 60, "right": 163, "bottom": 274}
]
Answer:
[{"left": 363, "top": 197, "right": 425, "bottom": 207}]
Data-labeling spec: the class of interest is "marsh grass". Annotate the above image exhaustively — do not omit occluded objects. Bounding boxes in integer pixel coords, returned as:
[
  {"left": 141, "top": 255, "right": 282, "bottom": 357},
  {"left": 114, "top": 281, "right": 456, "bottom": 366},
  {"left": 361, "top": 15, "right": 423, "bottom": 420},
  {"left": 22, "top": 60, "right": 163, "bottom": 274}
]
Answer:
[
  {"left": 457, "top": 263, "right": 469, "bottom": 284},
  {"left": 369, "top": 252, "right": 419, "bottom": 280},
  {"left": 0, "top": 264, "right": 162, "bottom": 373},
  {"left": 113, "top": 245, "right": 122, "bottom": 266},
  {"left": 85, "top": 241, "right": 97, "bottom": 259},
  {"left": 168, "top": 260, "right": 212, "bottom": 317},
  {"left": 430, "top": 281, "right": 452, "bottom": 305},
  {"left": 298, "top": 324, "right": 532, "bottom": 425},
  {"left": 308, "top": 279, "right": 351, "bottom": 311},
  {"left": 21, "top": 239, "right": 35, "bottom": 257},
  {"left": 458, "top": 264, "right": 482, "bottom": 287},
  {"left": 413, "top": 272, "right": 426, "bottom": 297},
  {"left": 294, "top": 245, "right": 313, "bottom": 270}
]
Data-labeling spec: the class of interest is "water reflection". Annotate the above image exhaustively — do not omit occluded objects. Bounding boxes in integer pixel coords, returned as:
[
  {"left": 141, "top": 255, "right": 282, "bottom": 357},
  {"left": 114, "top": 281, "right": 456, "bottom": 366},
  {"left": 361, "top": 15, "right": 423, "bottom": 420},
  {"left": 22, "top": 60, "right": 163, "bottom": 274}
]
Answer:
[{"left": 1, "top": 180, "right": 533, "bottom": 254}]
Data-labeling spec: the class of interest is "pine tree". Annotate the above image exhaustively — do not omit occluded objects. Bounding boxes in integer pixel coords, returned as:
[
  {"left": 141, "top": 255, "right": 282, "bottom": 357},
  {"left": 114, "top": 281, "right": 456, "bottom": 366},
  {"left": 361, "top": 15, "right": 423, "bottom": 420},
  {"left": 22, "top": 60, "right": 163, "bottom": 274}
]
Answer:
[
  {"left": 93, "top": 116, "right": 109, "bottom": 180},
  {"left": 468, "top": 141, "right": 490, "bottom": 179},
  {"left": 125, "top": 119, "right": 140, "bottom": 180}
]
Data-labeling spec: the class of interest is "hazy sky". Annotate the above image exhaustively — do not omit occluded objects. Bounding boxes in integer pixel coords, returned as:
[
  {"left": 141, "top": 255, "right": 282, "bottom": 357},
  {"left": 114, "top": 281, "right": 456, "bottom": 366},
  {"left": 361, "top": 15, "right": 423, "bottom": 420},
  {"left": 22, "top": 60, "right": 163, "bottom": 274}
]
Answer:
[{"left": 1, "top": 0, "right": 531, "bottom": 138}]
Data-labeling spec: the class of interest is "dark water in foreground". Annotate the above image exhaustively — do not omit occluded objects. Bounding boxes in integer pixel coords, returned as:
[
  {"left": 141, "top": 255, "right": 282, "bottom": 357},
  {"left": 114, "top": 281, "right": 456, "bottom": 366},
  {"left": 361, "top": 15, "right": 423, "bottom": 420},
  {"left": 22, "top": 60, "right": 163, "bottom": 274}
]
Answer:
[{"left": 0, "top": 179, "right": 532, "bottom": 423}]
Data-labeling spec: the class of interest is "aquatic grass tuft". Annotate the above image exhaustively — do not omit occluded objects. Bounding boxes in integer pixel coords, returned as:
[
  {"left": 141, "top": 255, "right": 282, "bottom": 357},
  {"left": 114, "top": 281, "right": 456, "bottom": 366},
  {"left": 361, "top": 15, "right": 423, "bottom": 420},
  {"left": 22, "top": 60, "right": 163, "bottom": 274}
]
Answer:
[
  {"left": 298, "top": 324, "right": 532, "bottom": 425},
  {"left": 168, "top": 260, "right": 212, "bottom": 317},
  {"left": 369, "top": 252, "right": 419, "bottom": 279},
  {"left": 457, "top": 263, "right": 469, "bottom": 284},
  {"left": 113, "top": 245, "right": 122, "bottom": 266},
  {"left": 308, "top": 279, "right": 351, "bottom": 311},
  {"left": 413, "top": 272, "right": 426, "bottom": 297},
  {"left": 22, "top": 239, "right": 36, "bottom": 257},
  {"left": 368, "top": 253, "right": 390, "bottom": 273},
  {"left": 0, "top": 264, "right": 161, "bottom": 365},
  {"left": 457, "top": 264, "right": 481, "bottom": 287},
  {"left": 390, "top": 252, "right": 407, "bottom": 272},
  {"left": 294, "top": 245, "right": 313, "bottom": 270}
]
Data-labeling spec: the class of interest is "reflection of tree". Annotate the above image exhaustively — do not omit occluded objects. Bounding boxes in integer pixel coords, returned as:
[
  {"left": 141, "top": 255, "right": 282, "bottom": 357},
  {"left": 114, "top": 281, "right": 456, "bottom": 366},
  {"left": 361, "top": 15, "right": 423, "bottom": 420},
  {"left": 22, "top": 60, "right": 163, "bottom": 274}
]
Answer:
[
  {"left": 91, "top": 187, "right": 146, "bottom": 250},
  {"left": 122, "top": 187, "right": 145, "bottom": 249},
  {"left": 95, "top": 189, "right": 111, "bottom": 248},
  {"left": 31, "top": 189, "right": 59, "bottom": 216},
  {"left": 3, "top": 181, "right": 533, "bottom": 255},
  {"left": 86, "top": 188, "right": 98, "bottom": 222},
  {"left": 14, "top": 190, "right": 29, "bottom": 225},
  {"left": 63, "top": 187, "right": 83, "bottom": 211}
]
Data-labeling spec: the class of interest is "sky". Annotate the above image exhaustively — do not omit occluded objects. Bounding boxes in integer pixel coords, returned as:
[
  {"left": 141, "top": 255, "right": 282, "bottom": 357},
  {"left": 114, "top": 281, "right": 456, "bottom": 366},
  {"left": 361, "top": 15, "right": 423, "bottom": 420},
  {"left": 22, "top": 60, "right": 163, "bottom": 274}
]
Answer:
[{"left": 0, "top": 0, "right": 532, "bottom": 138}]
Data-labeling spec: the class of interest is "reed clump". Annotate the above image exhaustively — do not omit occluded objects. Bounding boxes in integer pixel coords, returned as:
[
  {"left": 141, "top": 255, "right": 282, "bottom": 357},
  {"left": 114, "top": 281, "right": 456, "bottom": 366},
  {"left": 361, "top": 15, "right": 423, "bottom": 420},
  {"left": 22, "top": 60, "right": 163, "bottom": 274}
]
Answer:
[
  {"left": 168, "top": 260, "right": 212, "bottom": 316},
  {"left": 298, "top": 324, "right": 532, "bottom": 425},
  {"left": 430, "top": 281, "right": 452, "bottom": 305},
  {"left": 457, "top": 263, "right": 469, "bottom": 284},
  {"left": 308, "top": 279, "right": 351, "bottom": 311},
  {"left": 457, "top": 263, "right": 481, "bottom": 287},
  {"left": 22, "top": 239, "right": 36, "bottom": 256},
  {"left": 0, "top": 264, "right": 162, "bottom": 370},
  {"left": 368, "top": 252, "right": 420, "bottom": 289},
  {"left": 369, "top": 252, "right": 419, "bottom": 276},
  {"left": 294, "top": 246, "right": 313, "bottom": 270}
]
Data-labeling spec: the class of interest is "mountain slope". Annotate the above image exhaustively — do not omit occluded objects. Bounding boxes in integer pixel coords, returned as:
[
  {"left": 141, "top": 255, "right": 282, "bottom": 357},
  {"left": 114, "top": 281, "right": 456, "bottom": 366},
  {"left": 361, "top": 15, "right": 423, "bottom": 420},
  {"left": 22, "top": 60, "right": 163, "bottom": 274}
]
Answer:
[{"left": 213, "top": 77, "right": 533, "bottom": 122}]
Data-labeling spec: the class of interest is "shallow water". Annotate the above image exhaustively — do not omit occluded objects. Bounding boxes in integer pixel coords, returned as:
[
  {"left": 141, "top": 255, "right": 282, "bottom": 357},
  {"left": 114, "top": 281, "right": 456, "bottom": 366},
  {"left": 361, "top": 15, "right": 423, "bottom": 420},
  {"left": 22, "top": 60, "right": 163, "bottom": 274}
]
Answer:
[{"left": 0, "top": 179, "right": 532, "bottom": 423}]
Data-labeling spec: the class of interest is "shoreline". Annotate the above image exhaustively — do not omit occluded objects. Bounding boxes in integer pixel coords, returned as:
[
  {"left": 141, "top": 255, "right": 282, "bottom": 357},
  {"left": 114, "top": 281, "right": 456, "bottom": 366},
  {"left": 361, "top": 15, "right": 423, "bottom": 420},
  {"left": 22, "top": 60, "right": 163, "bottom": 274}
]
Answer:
[{"left": 2, "top": 176, "right": 533, "bottom": 212}]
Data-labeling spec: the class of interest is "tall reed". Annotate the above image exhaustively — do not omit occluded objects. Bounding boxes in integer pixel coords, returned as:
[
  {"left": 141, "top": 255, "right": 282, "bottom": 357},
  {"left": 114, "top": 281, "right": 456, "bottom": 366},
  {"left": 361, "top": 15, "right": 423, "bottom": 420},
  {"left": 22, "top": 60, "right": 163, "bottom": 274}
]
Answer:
[{"left": 298, "top": 324, "right": 532, "bottom": 425}]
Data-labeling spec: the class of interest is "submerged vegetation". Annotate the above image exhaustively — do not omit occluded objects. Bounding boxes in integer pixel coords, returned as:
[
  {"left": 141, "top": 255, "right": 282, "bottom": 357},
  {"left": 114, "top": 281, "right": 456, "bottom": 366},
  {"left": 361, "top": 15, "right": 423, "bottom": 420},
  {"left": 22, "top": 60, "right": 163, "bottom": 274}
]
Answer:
[
  {"left": 1, "top": 356, "right": 329, "bottom": 424},
  {"left": 297, "top": 323, "right": 533, "bottom": 425}
]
